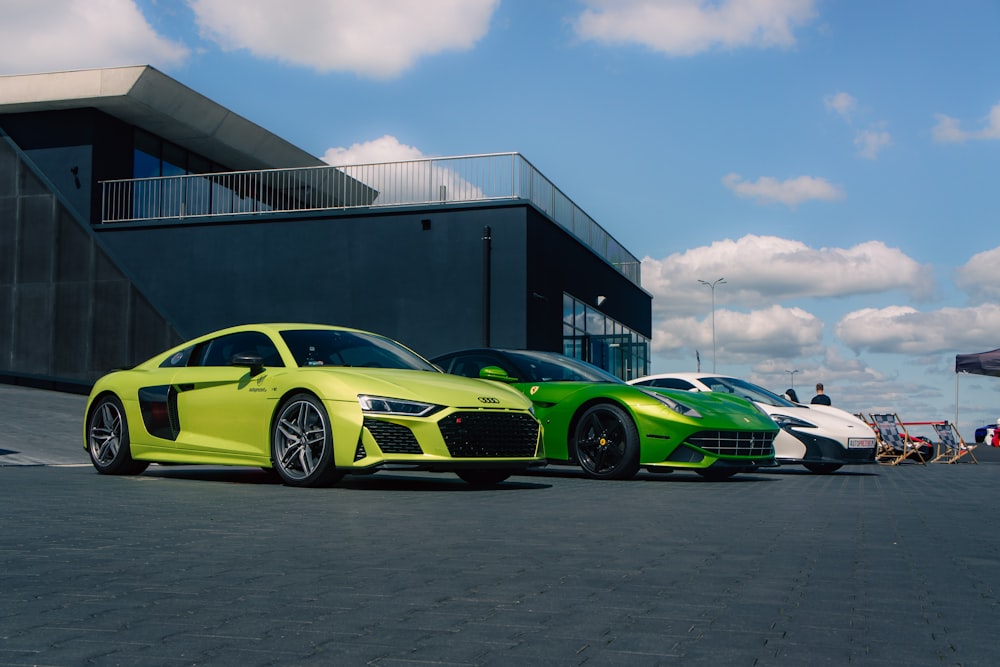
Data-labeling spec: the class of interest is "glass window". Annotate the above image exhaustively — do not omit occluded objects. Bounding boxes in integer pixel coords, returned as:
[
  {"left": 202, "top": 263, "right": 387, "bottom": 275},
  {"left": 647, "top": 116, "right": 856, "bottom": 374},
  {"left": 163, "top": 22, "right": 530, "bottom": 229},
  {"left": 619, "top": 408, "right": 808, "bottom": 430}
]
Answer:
[
  {"left": 159, "top": 345, "right": 195, "bottom": 368},
  {"left": 279, "top": 329, "right": 436, "bottom": 371},
  {"left": 193, "top": 331, "right": 283, "bottom": 368}
]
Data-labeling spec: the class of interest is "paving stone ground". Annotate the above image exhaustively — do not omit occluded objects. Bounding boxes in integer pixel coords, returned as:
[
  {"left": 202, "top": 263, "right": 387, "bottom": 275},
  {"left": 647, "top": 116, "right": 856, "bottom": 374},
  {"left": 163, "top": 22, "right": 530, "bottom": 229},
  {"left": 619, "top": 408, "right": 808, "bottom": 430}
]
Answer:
[{"left": 2, "top": 384, "right": 999, "bottom": 666}]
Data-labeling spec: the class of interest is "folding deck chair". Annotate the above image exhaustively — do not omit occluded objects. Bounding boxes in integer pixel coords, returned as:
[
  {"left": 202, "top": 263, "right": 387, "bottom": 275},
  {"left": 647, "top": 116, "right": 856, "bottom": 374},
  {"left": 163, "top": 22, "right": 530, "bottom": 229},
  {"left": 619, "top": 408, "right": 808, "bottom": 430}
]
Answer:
[
  {"left": 930, "top": 421, "right": 978, "bottom": 464},
  {"left": 868, "top": 413, "right": 927, "bottom": 465}
]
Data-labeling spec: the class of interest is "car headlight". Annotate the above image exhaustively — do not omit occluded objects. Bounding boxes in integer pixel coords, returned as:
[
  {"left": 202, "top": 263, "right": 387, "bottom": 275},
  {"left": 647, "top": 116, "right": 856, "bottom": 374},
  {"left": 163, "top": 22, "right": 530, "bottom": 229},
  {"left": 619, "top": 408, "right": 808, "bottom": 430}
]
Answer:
[
  {"left": 639, "top": 389, "right": 702, "bottom": 419},
  {"left": 772, "top": 414, "right": 817, "bottom": 429},
  {"left": 357, "top": 394, "right": 441, "bottom": 417}
]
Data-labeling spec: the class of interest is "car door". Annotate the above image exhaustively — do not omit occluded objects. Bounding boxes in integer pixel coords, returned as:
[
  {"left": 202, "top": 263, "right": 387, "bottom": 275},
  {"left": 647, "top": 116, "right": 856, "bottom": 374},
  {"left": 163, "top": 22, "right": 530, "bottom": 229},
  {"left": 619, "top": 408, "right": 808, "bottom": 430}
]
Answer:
[{"left": 171, "top": 330, "right": 284, "bottom": 459}]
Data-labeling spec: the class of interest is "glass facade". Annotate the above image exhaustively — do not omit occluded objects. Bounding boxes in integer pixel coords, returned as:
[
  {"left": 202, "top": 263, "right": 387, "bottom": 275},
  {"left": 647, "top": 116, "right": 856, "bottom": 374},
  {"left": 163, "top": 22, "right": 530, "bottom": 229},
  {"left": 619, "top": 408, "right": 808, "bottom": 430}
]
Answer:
[
  {"left": 562, "top": 293, "right": 648, "bottom": 381},
  {"left": 131, "top": 130, "right": 277, "bottom": 219}
]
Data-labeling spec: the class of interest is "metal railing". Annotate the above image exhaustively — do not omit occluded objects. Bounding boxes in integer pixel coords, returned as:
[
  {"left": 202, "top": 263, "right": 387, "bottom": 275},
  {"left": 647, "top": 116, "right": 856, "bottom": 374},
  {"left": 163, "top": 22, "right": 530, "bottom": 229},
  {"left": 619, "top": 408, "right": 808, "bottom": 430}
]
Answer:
[{"left": 100, "top": 152, "right": 641, "bottom": 285}]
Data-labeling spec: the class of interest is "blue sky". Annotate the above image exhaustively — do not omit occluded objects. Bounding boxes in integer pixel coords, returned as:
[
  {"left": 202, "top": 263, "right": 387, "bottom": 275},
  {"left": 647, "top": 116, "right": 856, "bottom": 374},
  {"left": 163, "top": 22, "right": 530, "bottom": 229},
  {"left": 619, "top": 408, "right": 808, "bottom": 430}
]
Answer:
[{"left": 3, "top": 0, "right": 1000, "bottom": 435}]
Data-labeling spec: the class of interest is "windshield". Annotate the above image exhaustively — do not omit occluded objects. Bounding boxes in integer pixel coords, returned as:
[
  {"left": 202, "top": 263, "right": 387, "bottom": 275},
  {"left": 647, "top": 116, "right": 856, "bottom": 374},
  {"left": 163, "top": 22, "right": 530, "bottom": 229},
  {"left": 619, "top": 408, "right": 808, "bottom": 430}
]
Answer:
[
  {"left": 280, "top": 329, "right": 438, "bottom": 371},
  {"left": 504, "top": 350, "right": 623, "bottom": 383},
  {"left": 700, "top": 376, "right": 797, "bottom": 408}
]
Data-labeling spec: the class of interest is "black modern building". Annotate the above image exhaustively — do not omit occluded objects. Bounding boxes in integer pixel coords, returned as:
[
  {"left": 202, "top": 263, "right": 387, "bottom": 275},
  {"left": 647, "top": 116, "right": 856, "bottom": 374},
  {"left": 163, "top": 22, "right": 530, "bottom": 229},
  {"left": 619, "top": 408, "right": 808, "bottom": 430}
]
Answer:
[{"left": 1, "top": 66, "right": 651, "bottom": 391}]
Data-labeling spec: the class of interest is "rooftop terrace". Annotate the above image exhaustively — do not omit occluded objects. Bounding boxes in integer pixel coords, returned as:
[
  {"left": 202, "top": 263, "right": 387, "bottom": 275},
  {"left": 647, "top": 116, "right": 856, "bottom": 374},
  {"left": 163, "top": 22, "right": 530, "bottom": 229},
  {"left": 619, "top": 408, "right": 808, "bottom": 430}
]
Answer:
[{"left": 100, "top": 152, "right": 642, "bottom": 286}]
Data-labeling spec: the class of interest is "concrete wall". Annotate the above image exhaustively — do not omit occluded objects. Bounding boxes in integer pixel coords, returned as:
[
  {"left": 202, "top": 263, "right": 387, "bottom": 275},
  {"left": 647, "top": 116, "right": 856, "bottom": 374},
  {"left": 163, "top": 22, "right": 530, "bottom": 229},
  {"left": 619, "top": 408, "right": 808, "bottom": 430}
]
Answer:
[{"left": 0, "top": 136, "right": 180, "bottom": 389}]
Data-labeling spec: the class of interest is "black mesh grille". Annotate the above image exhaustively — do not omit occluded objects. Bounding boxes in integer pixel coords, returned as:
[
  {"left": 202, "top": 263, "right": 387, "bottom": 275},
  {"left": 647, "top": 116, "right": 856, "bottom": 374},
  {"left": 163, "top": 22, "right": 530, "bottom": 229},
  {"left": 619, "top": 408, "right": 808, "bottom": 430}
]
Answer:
[
  {"left": 438, "top": 412, "right": 540, "bottom": 458},
  {"left": 685, "top": 431, "right": 775, "bottom": 457},
  {"left": 364, "top": 418, "right": 422, "bottom": 454}
]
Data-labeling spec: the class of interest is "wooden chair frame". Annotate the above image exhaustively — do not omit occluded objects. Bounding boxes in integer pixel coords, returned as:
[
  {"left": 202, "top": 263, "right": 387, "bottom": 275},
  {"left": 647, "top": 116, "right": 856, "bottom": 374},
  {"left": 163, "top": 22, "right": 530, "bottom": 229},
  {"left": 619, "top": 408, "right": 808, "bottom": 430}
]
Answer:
[
  {"left": 868, "top": 413, "right": 927, "bottom": 466},
  {"left": 929, "top": 421, "right": 978, "bottom": 464}
]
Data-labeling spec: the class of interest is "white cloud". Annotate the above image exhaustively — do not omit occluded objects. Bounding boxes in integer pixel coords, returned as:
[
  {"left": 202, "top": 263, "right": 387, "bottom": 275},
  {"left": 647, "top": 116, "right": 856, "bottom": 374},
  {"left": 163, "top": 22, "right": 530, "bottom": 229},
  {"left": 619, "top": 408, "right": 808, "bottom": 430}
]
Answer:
[
  {"left": 0, "top": 0, "right": 188, "bottom": 74},
  {"left": 836, "top": 304, "right": 1000, "bottom": 355},
  {"left": 321, "top": 135, "right": 488, "bottom": 206},
  {"left": 722, "top": 173, "right": 844, "bottom": 207},
  {"left": 955, "top": 247, "right": 1000, "bottom": 300},
  {"left": 932, "top": 101, "right": 1000, "bottom": 143},
  {"left": 855, "top": 128, "right": 891, "bottom": 160},
  {"left": 188, "top": 0, "right": 498, "bottom": 78},
  {"left": 322, "top": 135, "right": 426, "bottom": 165},
  {"left": 641, "top": 234, "right": 934, "bottom": 316},
  {"left": 824, "top": 92, "right": 856, "bottom": 119},
  {"left": 651, "top": 305, "right": 823, "bottom": 362},
  {"left": 572, "top": 0, "right": 817, "bottom": 56}
]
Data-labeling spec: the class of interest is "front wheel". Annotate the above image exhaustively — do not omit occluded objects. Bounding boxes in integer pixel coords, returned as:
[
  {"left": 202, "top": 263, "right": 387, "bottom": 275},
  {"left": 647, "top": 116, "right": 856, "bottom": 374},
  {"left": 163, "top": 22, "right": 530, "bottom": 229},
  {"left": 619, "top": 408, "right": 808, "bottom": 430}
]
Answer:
[
  {"left": 572, "top": 403, "right": 640, "bottom": 480},
  {"left": 87, "top": 395, "right": 149, "bottom": 475},
  {"left": 456, "top": 469, "right": 513, "bottom": 487},
  {"left": 271, "top": 394, "right": 342, "bottom": 487},
  {"left": 803, "top": 462, "right": 842, "bottom": 474}
]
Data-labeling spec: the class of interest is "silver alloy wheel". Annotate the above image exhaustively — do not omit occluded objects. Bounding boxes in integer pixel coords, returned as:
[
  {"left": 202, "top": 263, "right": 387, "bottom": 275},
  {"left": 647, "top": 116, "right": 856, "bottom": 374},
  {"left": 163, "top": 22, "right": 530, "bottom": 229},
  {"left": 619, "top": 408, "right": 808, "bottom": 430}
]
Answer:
[
  {"left": 274, "top": 398, "right": 329, "bottom": 481},
  {"left": 89, "top": 400, "right": 123, "bottom": 466}
]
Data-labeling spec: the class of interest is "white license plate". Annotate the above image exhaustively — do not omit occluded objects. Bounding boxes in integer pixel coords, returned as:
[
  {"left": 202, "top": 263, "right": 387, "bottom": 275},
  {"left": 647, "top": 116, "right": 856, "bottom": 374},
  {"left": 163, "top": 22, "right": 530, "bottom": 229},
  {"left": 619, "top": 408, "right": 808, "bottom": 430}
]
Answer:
[{"left": 848, "top": 437, "right": 876, "bottom": 449}]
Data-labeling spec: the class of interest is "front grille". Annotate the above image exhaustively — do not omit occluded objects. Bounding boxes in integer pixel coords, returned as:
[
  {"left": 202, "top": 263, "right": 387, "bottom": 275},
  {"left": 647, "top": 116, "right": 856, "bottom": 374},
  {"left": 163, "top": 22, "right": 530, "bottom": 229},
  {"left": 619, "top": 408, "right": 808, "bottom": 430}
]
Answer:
[
  {"left": 364, "top": 418, "right": 423, "bottom": 454},
  {"left": 438, "top": 412, "right": 539, "bottom": 458},
  {"left": 685, "top": 430, "right": 775, "bottom": 457}
]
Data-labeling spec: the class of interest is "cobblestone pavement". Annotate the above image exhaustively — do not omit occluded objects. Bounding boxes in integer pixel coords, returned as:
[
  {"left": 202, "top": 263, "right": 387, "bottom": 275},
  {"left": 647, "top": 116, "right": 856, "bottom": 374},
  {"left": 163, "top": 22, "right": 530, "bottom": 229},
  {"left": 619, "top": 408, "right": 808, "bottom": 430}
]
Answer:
[{"left": 2, "top": 385, "right": 999, "bottom": 666}]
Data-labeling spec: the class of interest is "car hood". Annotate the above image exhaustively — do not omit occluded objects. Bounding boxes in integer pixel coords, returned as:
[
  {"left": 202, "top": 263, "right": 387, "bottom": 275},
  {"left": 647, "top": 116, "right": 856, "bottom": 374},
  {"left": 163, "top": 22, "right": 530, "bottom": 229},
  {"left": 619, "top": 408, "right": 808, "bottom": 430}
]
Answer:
[
  {"left": 304, "top": 367, "right": 532, "bottom": 410},
  {"left": 760, "top": 402, "right": 875, "bottom": 437},
  {"left": 638, "top": 386, "right": 779, "bottom": 430},
  {"left": 518, "top": 381, "right": 778, "bottom": 431}
]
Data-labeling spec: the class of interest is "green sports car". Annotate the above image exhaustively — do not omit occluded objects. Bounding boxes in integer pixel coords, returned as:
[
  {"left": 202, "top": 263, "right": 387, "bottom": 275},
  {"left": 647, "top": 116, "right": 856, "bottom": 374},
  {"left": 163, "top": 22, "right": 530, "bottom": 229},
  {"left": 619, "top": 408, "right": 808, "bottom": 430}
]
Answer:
[
  {"left": 84, "top": 324, "right": 543, "bottom": 487},
  {"left": 432, "top": 349, "right": 779, "bottom": 480}
]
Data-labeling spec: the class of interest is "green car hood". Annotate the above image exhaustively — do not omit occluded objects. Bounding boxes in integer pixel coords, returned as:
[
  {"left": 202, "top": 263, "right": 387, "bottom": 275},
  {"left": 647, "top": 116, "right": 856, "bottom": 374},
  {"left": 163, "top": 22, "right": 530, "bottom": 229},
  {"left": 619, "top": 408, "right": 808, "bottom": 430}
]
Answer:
[
  {"left": 519, "top": 381, "right": 777, "bottom": 431},
  {"left": 639, "top": 385, "right": 779, "bottom": 430},
  {"left": 304, "top": 367, "right": 531, "bottom": 409}
]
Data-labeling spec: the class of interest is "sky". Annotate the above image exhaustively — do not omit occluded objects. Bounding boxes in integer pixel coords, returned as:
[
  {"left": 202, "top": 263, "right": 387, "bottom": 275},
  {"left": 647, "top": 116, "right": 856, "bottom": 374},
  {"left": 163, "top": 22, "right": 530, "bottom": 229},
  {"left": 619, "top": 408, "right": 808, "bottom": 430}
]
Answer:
[{"left": 2, "top": 0, "right": 1000, "bottom": 435}]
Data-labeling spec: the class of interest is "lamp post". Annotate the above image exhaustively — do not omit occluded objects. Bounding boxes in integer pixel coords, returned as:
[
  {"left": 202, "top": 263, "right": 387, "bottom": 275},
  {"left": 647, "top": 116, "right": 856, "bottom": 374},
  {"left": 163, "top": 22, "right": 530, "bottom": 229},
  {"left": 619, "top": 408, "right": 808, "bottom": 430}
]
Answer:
[
  {"left": 698, "top": 277, "right": 726, "bottom": 373},
  {"left": 785, "top": 369, "right": 800, "bottom": 389}
]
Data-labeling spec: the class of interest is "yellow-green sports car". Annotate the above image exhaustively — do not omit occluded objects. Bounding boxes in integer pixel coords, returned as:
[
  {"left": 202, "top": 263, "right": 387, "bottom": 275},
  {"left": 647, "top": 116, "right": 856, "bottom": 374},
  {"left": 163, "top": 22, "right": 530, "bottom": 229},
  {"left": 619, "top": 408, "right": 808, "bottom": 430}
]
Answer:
[{"left": 84, "top": 324, "right": 543, "bottom": 487}]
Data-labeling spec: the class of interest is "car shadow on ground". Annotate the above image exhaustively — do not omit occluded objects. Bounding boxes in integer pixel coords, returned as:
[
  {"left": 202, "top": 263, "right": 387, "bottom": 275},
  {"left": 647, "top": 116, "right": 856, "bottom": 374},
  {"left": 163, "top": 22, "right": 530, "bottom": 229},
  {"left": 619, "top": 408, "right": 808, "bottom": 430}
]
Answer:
[
  {"left": 758, "top": 467, "right": 882, "bottom": 477},
  {"left": 141, "top": 465, "right": 552, "bottom": 491},
  {"left": 520, "top": 466, "right": 782, "bottom": 483}
]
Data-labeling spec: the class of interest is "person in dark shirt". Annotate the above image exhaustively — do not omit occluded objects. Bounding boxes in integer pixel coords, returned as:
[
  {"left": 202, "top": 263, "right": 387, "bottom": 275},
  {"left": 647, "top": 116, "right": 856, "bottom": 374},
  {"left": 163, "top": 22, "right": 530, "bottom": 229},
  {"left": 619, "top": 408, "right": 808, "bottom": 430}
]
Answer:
[{"left": 811, "top": 383, "right": 831, "bottom": 405}]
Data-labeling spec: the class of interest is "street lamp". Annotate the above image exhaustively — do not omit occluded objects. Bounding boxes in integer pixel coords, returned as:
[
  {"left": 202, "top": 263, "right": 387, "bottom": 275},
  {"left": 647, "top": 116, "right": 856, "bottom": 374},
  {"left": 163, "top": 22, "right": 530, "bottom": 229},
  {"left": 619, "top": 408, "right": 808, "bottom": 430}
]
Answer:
[
  {"left": 785, "top": 369, "right": 800, "bottom": 389},
  {"left": 698, "top": 277, "right": 726, "bottom": 372}
]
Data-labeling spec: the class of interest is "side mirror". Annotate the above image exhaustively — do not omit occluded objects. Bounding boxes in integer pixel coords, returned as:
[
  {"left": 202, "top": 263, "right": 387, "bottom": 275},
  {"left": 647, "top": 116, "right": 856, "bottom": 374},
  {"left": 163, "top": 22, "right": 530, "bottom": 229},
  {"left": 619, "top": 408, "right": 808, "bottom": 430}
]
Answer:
[
  {"left": 480, "top": 365, "right": 518, "bottom": 383},
  {"left": 232, "top": 353, "right": 265, "bottom": 377}
]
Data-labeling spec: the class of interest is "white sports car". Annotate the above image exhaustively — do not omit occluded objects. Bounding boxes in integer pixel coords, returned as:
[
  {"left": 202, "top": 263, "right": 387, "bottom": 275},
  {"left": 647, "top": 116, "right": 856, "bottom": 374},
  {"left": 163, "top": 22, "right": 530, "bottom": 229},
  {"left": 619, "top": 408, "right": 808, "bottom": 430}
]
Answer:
[{"left": 628, "top": 373, "right": 876, "bottom": 473}]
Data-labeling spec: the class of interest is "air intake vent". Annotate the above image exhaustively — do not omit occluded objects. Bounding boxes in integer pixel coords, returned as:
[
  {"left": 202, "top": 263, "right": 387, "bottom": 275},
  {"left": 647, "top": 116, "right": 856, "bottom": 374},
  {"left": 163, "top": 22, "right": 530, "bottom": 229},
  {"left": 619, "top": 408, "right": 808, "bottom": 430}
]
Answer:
[
  {"left": 685, "top": 431, "right": 775, "bottom": 457},
  {"left": 363, "top": 418, "right": 422, "bottom": 454},
  {"left": 438, "top": 412, "right": 539, "bottom": 458}
]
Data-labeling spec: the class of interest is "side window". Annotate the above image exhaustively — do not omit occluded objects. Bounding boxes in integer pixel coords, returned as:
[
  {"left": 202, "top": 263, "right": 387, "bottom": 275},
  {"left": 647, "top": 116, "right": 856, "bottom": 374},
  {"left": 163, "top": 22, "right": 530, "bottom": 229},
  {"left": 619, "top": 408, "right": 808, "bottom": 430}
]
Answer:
[
  {"left": 192, "top": 331, "right": 284, "bottom": 368},
  {"left": 159, "top": 345, "right": 195, "bottom": 368},
  {"left": 651, "top": 378, "right": 696, "bottom": 391},
  {"left": 445, "top": 354, "right": 512, "bottom": 379}
]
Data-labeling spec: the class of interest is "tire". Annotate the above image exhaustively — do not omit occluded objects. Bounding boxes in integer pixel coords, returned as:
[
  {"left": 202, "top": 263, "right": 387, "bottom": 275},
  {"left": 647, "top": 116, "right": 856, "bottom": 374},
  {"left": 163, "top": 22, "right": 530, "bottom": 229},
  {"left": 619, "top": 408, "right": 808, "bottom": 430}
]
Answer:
[
  {"left": 696, "top": 468, "right": 737, "bottom": 481},
  {"left": 803, "top": 462, "right": 842, "bottom": 474},
  {"left": 456, "top": 469, "right": 513, "bottom": 487},
  {"left": 271, "top": 393, "right": 343, "bottom": 487},
  {"left": 86, "top": 395, "right": 149, "bottom": 475},
  {"left": 572, "top": 403, "right": 640, "bottom": 480}
]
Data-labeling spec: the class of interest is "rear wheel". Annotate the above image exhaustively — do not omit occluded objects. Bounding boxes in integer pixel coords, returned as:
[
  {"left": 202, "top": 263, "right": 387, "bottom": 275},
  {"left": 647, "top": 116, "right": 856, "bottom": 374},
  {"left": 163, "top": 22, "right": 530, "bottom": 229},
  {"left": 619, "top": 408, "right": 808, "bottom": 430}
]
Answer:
[
  {"left": 456, "top": 469, "right": 513, "bottom": 487},
  {"left": 271, "top": 393, "right": 342, "bottom": 487},
  {"left": 803, "top": 462, "right": 842, "bottom": 474},
  {"left": 87, "top": 395, "right": 149, "bottom": 475},
  {"left": 572, "top": 403, "right": 640, "bottom": 480}
]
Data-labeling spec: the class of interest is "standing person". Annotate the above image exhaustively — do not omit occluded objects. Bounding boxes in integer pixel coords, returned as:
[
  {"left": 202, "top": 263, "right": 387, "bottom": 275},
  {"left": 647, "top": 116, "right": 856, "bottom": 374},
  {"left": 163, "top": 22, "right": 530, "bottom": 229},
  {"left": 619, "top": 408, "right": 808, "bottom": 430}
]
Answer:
[{"left": 811, "top": 383, "right": 831, "bottom": 405}]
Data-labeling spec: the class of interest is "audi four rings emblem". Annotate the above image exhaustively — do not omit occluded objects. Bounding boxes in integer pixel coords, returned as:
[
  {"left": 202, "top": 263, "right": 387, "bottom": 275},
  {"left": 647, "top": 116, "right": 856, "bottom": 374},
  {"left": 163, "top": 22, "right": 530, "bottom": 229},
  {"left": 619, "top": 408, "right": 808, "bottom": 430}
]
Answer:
[{"left": 478, "top": 396, "right": 500, "bottom": 404}]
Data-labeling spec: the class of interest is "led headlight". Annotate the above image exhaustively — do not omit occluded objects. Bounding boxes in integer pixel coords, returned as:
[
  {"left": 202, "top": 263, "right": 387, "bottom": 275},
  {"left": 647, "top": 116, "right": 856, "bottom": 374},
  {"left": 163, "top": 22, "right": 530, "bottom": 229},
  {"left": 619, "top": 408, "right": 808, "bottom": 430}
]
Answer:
[
  {"left": 771, "top": 414, "right": 817, "bottom": 429},
  {"left": 358, "top": 394, "right": 441, "bottom": 417},
  {"left": 639, "top": 389, "right": 703, "bottom": 419}
]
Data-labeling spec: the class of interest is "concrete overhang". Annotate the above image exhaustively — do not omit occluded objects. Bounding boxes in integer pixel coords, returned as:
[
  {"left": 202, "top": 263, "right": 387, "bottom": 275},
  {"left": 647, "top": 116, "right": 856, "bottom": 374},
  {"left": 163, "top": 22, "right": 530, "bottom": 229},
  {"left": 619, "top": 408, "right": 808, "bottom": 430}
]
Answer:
[{"left": 0, "top": 65, "right": 323, "bottom": 170}]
